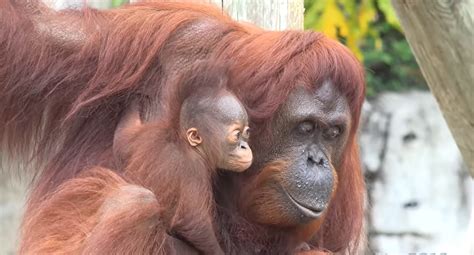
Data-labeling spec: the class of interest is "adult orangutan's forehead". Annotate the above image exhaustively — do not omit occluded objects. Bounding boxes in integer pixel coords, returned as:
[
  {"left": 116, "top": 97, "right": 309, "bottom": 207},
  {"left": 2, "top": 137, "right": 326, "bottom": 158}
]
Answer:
[{"left": 278, "top": 81, "right": 350, "bottom": 124}]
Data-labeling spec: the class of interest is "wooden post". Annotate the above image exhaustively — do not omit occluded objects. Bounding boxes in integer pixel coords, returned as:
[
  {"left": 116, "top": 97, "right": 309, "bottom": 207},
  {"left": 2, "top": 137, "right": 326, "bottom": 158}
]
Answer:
[
  {"left": 139, "top": 0, "right": 304, "bottom": 30},
  {"left": 222, "top": 0, "right": 304, "bottom": 30},
  {"left": 391, "top": 0, "right": 474, "bottom": 176}
]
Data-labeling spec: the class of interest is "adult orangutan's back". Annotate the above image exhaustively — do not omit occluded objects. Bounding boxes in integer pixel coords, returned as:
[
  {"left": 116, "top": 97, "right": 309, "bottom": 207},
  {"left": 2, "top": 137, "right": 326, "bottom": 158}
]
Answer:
[
  {"left": 0, "top": 0, "right": 242, "bottom": 200},
  {"left": 0, "top": 1, "right": 366, "bottom": 254}
]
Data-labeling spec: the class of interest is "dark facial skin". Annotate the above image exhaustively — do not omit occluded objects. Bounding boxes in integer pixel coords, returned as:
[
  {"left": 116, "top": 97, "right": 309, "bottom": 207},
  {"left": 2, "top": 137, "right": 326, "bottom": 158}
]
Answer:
[
  {"left": 186, "top": 93, "right": 253, "bottom": 172},
  {"left": 248, "top": 81, "right": 351, "bottom": 225}
]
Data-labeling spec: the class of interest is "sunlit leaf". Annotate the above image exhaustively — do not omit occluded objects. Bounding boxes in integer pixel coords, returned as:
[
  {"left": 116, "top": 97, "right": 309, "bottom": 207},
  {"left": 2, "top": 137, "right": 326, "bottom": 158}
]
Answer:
[
  {"left": 315, "top": 0, "right": 349, "bottom": 39},
  {"left": 358, "top": 0, "right": 376, "bottom": 36},
  {"left": 378, "top": 0, "right": 401, "bottom": 30},
  {"left": 375, "top": 38, "right": 383, "bottom": 50},
  {"left": 112, "top": 0, "right": 128, "bottom": 8}
]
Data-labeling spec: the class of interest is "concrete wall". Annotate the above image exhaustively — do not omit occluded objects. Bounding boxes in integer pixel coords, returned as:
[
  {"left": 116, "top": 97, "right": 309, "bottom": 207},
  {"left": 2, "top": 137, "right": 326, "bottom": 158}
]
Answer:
[
  {"left": 0, "top": 173, "right": 28, "bottom": 255},
  {"left": 361, "top": 91, "right": 472, "bottom": 254}
]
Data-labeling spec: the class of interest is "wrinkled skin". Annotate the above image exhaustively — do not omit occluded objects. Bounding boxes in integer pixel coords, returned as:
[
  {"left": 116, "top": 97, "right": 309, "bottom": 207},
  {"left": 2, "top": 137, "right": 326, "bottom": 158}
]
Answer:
[{"left": 242, "top": 81, "right": 351, "bottom": 227}]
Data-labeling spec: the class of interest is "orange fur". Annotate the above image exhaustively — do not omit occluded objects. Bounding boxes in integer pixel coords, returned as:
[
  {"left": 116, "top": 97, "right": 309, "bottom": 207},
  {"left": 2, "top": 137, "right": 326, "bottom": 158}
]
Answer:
[{"left": 1, "top": 1, "right": 365, "bottom": 254}]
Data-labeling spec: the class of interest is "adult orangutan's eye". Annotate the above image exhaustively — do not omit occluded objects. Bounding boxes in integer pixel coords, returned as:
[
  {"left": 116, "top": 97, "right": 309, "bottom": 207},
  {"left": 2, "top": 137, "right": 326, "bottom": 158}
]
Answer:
[
  {"left": 298, "top": 121, "right": 314, "bottom": 135},
  {"left": 324, "top": 126, "right": 341, "bottom": 139}
]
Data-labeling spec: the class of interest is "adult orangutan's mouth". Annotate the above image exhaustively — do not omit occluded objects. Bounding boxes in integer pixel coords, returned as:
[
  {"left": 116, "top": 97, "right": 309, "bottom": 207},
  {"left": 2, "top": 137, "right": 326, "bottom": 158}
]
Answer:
[{"left": 285, "top": 190, "right": 324, "bottom": 218}]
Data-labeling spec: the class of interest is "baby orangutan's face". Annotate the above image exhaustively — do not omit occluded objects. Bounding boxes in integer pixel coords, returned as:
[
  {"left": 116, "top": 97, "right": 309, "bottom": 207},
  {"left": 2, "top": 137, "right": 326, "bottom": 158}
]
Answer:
[
  {"left": 219, "top": 121, "right": 252, "bottom": 172},
  {"left": 185, "top": 93, "right": 253, "bottom": 172}
]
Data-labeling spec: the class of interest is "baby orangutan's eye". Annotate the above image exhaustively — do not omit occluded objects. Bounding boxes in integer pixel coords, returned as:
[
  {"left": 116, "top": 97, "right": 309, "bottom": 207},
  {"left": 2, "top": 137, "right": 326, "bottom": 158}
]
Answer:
[
  {"left": 242, "top": 127, "right": 250, "bottom": 139},
  {"left": 228, "top": 130, "right": 240, "bottom": 143}
]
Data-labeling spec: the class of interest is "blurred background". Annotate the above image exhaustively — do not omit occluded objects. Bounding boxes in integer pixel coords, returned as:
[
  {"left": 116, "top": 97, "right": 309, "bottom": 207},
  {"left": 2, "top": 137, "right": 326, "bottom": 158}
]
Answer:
[{"left": 1, "top": 1, "right": 472, "bottom": 254}]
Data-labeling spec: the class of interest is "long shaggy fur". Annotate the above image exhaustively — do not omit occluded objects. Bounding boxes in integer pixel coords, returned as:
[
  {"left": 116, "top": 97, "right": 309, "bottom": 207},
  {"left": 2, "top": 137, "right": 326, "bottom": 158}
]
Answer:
[
  {"left": 19, "top": 167, "right": 166, "bottom": 254},
  {"left": 0, "top": 1, "right": 365, "bottom": 254}
]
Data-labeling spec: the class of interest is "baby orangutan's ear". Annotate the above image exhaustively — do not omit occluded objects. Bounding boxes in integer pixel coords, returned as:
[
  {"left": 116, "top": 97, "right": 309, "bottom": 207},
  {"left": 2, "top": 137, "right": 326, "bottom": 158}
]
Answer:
[{"left": 186, "top": 128, "right": 202, "bottom": 147}]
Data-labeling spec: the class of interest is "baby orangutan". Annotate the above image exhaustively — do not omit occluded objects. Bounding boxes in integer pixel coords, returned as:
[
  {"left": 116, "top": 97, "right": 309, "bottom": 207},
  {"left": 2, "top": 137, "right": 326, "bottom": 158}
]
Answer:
[
  {"left": 20, "top": 63, "right": 252, "bottom": 255},
  {"left": 111, "top": 62, "right": 253, "bottom": 254}
]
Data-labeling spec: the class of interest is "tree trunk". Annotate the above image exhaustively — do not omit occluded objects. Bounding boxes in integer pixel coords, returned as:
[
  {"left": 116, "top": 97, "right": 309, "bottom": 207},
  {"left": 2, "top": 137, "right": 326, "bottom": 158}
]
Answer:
[
  {"left": 143, "top": 0, "right": 304, "bottom": 30},
  {"left": 392, "top": 0, "right": 474, "bottom": 176},
  {"left": 221, "top": 0, "right": 303, "bottom": 30}
]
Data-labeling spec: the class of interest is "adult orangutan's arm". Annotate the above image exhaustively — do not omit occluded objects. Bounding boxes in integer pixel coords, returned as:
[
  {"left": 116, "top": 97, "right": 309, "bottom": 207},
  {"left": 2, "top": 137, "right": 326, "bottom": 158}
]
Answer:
[{"left": 19, "top": 168, "right": 198, "bottom": 255}]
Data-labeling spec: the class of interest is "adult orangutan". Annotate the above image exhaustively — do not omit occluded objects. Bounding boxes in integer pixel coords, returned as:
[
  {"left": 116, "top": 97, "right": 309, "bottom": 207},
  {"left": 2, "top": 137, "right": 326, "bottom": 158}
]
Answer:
[{"left": 0, "top": 1, "right": 366, "bottom": 254}]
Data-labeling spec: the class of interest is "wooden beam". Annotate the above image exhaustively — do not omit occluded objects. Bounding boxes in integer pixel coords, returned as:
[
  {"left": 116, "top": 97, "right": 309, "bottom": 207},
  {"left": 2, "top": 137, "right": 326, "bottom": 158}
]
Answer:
[
  {"left": 141, "top": 0, "right": 304, "bottom": 30},
  {"left": 391, "top": 0, "right": 474, "bottom": 176},
  {"left": 222, "top": 0, "right": 304, "bottom": 30}
]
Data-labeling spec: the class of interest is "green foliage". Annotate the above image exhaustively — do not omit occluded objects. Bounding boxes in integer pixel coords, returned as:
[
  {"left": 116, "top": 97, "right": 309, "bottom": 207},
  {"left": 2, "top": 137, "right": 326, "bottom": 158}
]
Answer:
[
  {"left": 111, "top": 0, "right": 129, "bottom": 8},
  {"left": 304, "top": 0, "right": 427, "bottom": 97}
]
